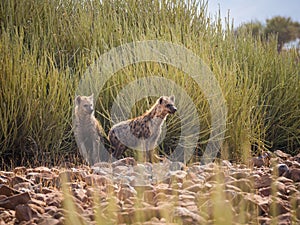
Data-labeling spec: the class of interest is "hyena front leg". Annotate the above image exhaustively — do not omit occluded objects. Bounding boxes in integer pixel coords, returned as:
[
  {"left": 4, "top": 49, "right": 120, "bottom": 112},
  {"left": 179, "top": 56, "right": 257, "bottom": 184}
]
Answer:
[
  {"left": 112, "top": 141, "right": 127, "bottom": 159},
  {"left": 145, "top": 141, "right": 153, "bottom": 163}
]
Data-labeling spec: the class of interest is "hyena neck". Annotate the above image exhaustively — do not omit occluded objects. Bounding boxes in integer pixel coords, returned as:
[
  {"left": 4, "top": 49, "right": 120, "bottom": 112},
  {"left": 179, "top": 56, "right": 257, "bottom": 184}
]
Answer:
[
  {"left": 146, "top": 104, "right": 168, "bottom": 120},
  {"left": 77, "top": 110, "right": 94, "bottom": 124}
]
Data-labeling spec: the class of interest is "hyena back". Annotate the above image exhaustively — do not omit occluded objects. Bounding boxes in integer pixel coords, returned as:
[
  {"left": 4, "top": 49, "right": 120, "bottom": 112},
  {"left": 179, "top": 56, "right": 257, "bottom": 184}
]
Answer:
[{"left": 108, "top": 95, "right": 177, "bottom": 161}]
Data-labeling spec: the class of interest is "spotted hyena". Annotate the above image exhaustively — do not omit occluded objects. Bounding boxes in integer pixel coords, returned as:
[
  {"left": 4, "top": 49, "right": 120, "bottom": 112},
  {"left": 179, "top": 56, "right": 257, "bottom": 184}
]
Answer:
[
  {"left": 74, "top": 94, "right": 109, "bottom": 165},
  {"left": 108, "top": 95, "right": 177, "bottom": 161}
]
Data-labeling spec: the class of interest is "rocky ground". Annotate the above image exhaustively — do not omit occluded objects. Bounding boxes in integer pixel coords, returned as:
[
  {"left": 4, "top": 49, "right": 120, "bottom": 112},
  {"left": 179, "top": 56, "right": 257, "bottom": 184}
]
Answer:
[{"left": 0, "top": 150, "right": 300, "bottom": 225}]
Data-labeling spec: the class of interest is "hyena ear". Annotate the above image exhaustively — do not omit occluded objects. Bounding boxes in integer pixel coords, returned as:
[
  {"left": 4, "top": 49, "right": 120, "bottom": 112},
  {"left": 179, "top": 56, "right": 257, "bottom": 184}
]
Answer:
[
  {"left": 170, "top": 95, "right": 175, "bottom": 102},
  {"left": 75, "top": 96, "right": 81, "bottom": 105},
  {"left": 89, "top": 94, "right": 94, "bottom": 101},
  {"left": 159, "top": 96, "right": 164, "bottom": 104}
]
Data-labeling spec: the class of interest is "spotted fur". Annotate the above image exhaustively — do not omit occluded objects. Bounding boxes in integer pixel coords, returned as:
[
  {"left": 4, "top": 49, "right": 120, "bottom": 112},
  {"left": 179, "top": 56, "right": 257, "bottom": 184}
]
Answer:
[{"left": 108, "top": 95, "right": 177, "bottom": 161}]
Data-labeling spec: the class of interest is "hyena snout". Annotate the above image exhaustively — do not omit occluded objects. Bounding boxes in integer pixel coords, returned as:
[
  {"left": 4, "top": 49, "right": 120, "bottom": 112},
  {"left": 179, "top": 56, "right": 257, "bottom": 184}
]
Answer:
[
  {"left": 84, "top": 104, "right": 94, "bottom": 114},
  {"left": 168, "top": 105, "right": 177, "bottom": 114}
]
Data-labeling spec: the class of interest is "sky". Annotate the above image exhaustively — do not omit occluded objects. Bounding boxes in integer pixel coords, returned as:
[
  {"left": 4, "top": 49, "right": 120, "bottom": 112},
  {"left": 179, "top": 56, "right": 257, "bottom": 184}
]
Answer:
[{"left": 207, "top": 0, "right": 300, "bottom": 27}]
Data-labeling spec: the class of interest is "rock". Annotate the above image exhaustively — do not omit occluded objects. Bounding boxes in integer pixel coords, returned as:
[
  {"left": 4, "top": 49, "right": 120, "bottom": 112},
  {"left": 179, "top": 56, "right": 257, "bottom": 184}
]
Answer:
[
  {"left": 274, "top": 150, "right": 291, "bottom": 160},
  {"left": 289, "top": 168, "right": 300, "bottom": 182},
  {"left": 276, "top": 164, "right": 289, "bottom": 176},
  {"left": 143, "top": 190, "right": 156, "bottom": 205},
  {"left": 13, "top": 167, "right": 27, "bottom": 175},
  {"left": 29, "top": 198, "right": 46, "bottom": 208},
  {"left": 185, "top": 184, "right": 203, "bottom": 193},
  {"left": 33, "top": 167, "right": 52, "bottom": 174},
  {"left": 259, "top": 186, "right": 272, "bottom": 196},
  {"left": 117, "top": 187, "right": 136, "bottom": 201},
  {"left": 169, "top": 162, "right": 186, "bottom": 171},
  {"left": 169, "top": 170, "right": 187, "bottom": 183},
  {"left": 257, "top": 216, "right": 271, "bottom": 224},
  {"left": 0, "top": 209, "right": 14, "bottom": 224},
  {"left": 242, "top": 193, "right": 269, "bottom": 216},
  {"left": 173, "top": 206, "right": 206, "bottom": 224},
  {"left": 254, "top": 174, "right": 272, "bottom": 189},
  {"left": 0, "top": 175, "right": 10, "bottom": 185},
  {"left": 15, "top": 204, "right": 34, "bottom": 222},
  {"left": 276, "top": 176, "right": 293, "bottom": 185},
  {"left": 0, "top": 184, "right": 20, "bottom": 196},
  {"left": 296, "top": 206, "right": 300, "bottom": 220},
  {"left": 231, "top": 171, "right": 249, "bottom": 179},
  {"left": 221, "top": 160, "right": 232, "bottom": 168},
  {"left": 0, "top": 192, "right": 31, "bottom": 210},
  {"left": 127, "top": 206, "right": 162, "bottom": 223},
  {"left": 84, "top": 174, "right": 112, "bottom": 186},
  {"left": 291, "top": 160, "right": 300, "bottom": 169},
  {"left": 73, "top": 189, "right": 87, "bottom": 203},
  {"left": 293, "top": 154, "right": 300, "bottom": 164},
  {"left": 13, "top": 182, "right": 34, "bottom": 192},
  {"left": 206, "top": 172, "right": 226, "bottom": 182},
  {"left": 112, "top": 157, "right": 137, "bottom": 167},
  {"left": 37, "top": 217, "right": 60, "bottom": 225},
  {"left": 276, "top": 213, "right": 293, "bottom": 225},
  {"left": 229, "top": 179, "right": 253, "bottom": 193},
  {"left": 251, "top": 152, "right": 271, "bottom": 167},
  {"left": 134, "top": 184, "right": 153, "bottom": 193},
  {"left": 269, "top": 198, "right": 290, "bottom": 216},
  {"left": 12, "top": 175, "right": 34, "bottom": 186}
]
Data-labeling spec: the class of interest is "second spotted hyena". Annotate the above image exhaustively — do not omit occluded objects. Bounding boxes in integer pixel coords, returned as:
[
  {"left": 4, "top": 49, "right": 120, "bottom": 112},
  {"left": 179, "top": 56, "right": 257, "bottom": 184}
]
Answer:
[
  {"left": 74, "top": 94, "right": 109, "bottom": 165},
  {"left": 108, "top": 95, "right": 177, "bottom": 161}
]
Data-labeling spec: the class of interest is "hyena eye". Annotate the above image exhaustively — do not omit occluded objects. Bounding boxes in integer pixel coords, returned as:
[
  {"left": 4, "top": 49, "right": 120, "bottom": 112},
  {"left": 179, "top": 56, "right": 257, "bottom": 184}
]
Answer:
[{"left": 166, "top": 104, "right": 172, "bottom": 108}]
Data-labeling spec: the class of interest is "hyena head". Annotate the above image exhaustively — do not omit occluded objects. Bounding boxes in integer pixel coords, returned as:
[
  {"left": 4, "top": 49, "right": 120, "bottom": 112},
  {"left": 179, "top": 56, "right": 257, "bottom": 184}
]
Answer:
[
  {"left": 155, "top": 95, "right": 177, "bottom": 117},
  {"left": 75, "top": 94, "right": 94, "bottom": 115}
]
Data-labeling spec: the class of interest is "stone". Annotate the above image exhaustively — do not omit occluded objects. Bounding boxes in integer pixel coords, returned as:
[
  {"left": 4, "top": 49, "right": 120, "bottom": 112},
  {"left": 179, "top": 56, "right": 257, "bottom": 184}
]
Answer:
[
  {"left": 37, "top": 217, "right": 60, "bottom": 225},
  {"left": 231, "top": 171, "right": 249, "bottom": 179},
  {"left": 206, "top": 172, "right": 226, "bottom": 182},
  {"left": 254, "top": 174, "right": 272, "bottom": 189},
  {"left": 259, "top": 186, "right": 272, "bottom": 196},
  {"left": 13, "top": 167, "right": 27, "bottom": 175},
  {"left": 169, "top": 170, "right": 187, "bottom": 183},
  {"left": 276, "top": 213, "right": 292, "bottom": 225},
  {"left": 112, "top": 157, "right": 137, "bottom": 167},
  {"left": 242, "top": 193, "right": 269, "bottom": 216},
  {"left": 0, "top": 184, "right": 20, "bottom": 196},
  {"left": 117, "top": 187, "right": 136, "bottom": 201},
  {"left": 185, "top": 184, "right": 203, "bottom": 193},
  {"left": 73, "top": 189, "right": 87, "bottom": 203},
  {"left": 143, "top": 190, "right": 156, "bottom": 205},
  {"left": 173, "top": 206, "right": 206, "bottom": 224},
  {"left": 0, "top": 192, "right": 31, "bottom": 210},
  {"left": 15, "top": 204, "right": 34, "bottom": 222},
  {"left": 169, "top": 162, "right": 186, "bottom": 171},
  {"left": 12, "top": 176, "right": 34, "bottom": 186},
  {"left": 84, "top": 174, "right": 112, "bottom": 186},
  {"left": 289, "top": 168, "right": 300, "bottom": 182},
  {"left": 274, "top": 150, "right": 291, "bottom": 160},
  {"left": 0, "top": 175, "right": 10, "bottom": 185},
  {"left": 296, "top": 206, "right": 300, "bottom": 220},
  {"left": 229, "top": 179, "right": 253, "bottom": 193},
  {"left": 251, "top": 157, "right": 264, "bottom": 168},
  {"left": 276, "top": 164, "right": 289, "bottom": 176},
  {"left": 269, "top": 198, "right": 290, "bottom": 216}
]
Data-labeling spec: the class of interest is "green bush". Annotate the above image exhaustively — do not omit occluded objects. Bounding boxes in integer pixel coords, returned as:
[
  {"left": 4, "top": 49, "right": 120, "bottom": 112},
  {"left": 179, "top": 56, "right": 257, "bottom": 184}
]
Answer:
[{"left": 0, "top": 0, "right": 299, "bottom": 168}]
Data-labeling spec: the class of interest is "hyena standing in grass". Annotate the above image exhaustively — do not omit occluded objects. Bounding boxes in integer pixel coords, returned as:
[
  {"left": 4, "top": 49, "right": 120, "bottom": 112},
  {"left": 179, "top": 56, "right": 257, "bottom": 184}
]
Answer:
[
  {"left": 108, "top": 95, "right": 177, "bottom": 162},
  {"left": 74, "top": 94, "right": 109, "bottom": 165}
]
